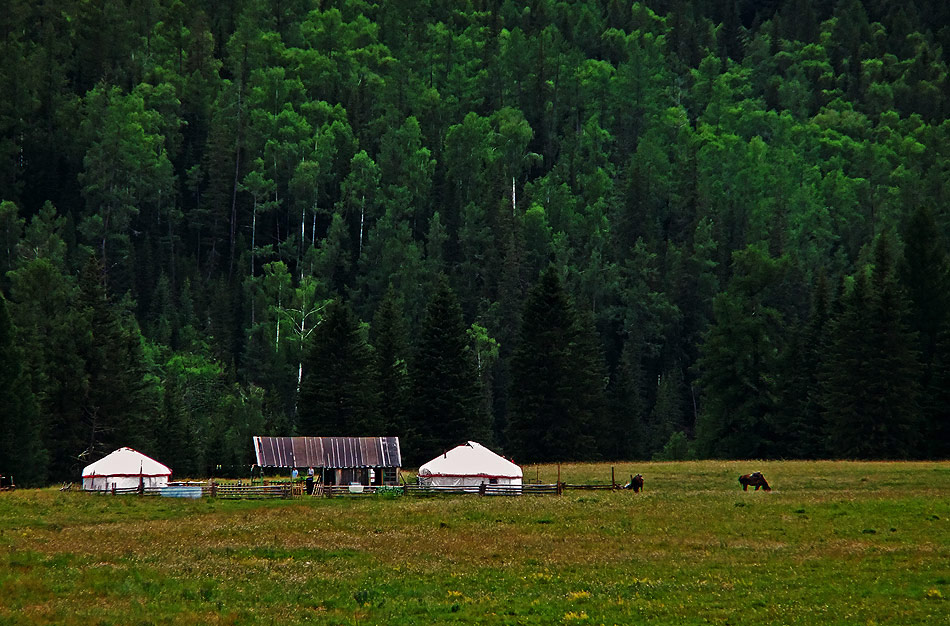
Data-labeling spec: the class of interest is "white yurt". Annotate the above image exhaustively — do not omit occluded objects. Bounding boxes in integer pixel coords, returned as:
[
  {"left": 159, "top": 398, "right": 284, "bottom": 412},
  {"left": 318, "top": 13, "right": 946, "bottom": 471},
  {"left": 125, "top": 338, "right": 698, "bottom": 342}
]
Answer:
[
  {"left": 81, "top": 447, "right": 172, "bottom": 491},
  {"left": 418, "top": 441, "right": 522, "bottom": 491}
]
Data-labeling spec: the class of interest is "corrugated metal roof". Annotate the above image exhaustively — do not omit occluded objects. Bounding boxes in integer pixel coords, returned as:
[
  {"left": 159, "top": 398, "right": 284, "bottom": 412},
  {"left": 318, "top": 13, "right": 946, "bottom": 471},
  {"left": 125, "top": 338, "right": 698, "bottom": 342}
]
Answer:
[{"left": 252, "top": 436, "right": 402, "bottom": 469}]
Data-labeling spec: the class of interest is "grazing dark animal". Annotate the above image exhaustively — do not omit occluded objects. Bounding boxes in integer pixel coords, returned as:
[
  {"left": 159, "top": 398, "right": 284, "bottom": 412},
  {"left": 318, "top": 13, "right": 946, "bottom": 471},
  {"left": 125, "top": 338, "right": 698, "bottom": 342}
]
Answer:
[
  {"left": 623, "top": 474, "right": 644, "bottom": 492},
  {"left": 738, "top": 471, "right": 771, "bottom": 491}
]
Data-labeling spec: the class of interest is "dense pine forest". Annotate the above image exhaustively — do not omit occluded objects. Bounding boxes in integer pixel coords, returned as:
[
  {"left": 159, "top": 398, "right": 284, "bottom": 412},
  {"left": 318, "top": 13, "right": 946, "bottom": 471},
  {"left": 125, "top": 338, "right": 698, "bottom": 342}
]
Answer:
[{"left": 2, "top": 0, "right": 950, "bottom": 485}]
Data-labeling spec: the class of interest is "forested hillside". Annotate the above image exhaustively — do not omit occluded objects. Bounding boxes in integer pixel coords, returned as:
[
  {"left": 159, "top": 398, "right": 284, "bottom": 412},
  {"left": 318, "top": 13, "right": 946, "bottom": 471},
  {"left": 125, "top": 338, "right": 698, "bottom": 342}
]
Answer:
[{"left": 2, "top": 0, "right": 949, "bottom": 485}]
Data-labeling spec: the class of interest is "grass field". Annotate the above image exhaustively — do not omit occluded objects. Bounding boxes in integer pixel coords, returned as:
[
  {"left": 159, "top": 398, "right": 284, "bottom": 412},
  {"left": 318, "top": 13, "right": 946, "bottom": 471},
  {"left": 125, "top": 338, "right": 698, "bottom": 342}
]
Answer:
[{"left": 1, "top": 460, "right": 947, "bottom": 625}]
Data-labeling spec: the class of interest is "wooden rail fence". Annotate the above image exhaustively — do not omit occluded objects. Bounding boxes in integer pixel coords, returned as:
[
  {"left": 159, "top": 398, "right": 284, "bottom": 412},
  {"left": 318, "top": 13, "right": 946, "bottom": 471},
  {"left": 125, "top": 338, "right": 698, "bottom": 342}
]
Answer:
[
  {"left": 82, "top": 481, "right": 622, "bottom": 499},
  {"left": 206, "top": 483, "right": 291, "bottom": 499},
  {"left": 402, "top": 483, "right": 562, "bottom": 496},
  {"left": 561, "top": 483, "right": 622, "bottom": 491}
]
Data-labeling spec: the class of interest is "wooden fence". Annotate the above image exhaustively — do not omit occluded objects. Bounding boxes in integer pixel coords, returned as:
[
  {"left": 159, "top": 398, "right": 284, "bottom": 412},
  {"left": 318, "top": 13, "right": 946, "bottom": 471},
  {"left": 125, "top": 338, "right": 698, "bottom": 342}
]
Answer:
[
  {"left": 317, "top": 483, "right": 564, "bottom": 497},
  {"left": 82, "top": 482, "right": 290, "bottom": 498},
  {"left": 561, "top": 483, "right": 622, "bottom": 491},
  {"left": 205, "top": 483, "right": 291, "bottom": 499},
  {"left": 321, "top": 484, "right": 391, "bottom": 497},
  {"left": 81, "top": 481, "right": 621, "bottom": 499},
  {"left": 402, "top": 483, "right": 562, "bottom": 496}
]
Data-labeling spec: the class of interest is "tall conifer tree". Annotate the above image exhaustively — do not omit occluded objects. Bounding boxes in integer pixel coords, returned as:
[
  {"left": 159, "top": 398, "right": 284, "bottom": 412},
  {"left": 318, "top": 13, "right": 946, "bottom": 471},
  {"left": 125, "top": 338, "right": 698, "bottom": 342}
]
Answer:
[
  {"left": 409, "top": 276, "right": 489, "bottom": 465},
  {"left": 649, "top": 366, "right": 688, "bottom": 457},
  {"left": 299, "top": 298, "right": 380, "bottom": 435},
  {"left": 77, "top": 256, "right": 157, "bottom": 457},
  {"left": 901, "top": 205, "right": 950, "bottom": 456},
  {"left": 0, "top": 294, "right": 47, "bottom": 485},
  {"left": 606, "top": 335, "right": 647, "bottom": 460},
  {"left": 6, "top": 211, "right": 86, "bottom": 479},
  {"left": 507, "top": 267, "right": 602, "bottom": 463},
  {"left": 774, "top": 273, "right": 831, "bottom": 458},
  {"left": 901, "top": 205, "right": 950, "bottom": 367},
  {"left": 820, "top": 234, "right": 921, "bottom": 458},
  {"left": 926, "top": 322, "right": 950, "bottom": 458},
  {"left": 372, "top": 286, "right": 411, "bottom": 439},
  {"left": 694, "top": 246, "right": 789, "bottom": 459}
]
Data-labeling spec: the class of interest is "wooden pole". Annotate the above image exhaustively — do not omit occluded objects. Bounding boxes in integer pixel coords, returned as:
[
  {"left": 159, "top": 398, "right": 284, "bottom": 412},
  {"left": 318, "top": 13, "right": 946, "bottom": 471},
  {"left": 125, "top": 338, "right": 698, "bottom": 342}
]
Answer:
[{"left": 611, "top": 466, "right": 615, "bottom": 488}]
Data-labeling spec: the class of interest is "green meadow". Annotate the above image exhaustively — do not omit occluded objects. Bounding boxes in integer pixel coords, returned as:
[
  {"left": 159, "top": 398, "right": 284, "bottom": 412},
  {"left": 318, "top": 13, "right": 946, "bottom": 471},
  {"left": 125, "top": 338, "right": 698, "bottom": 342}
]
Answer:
[{"left": 1, "top": 461, "right": 947, "bottom": 625}]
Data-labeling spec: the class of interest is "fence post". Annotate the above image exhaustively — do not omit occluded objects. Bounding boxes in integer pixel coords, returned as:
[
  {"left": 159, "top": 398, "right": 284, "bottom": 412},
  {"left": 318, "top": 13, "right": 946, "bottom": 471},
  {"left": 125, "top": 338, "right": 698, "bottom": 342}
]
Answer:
[
  {"left": 210, "top": 481, "right": 217, "bottom": 498},
  {"left": 479, "top": 482, "right": 486, "bottom": 497}
]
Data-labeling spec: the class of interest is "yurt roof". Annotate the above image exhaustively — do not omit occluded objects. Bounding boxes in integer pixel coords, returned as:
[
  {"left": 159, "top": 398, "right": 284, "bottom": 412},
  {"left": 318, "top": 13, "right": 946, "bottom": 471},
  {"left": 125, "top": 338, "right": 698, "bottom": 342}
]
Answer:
[
  {"left": 418, "top": 441, "right": 522, "bottom": 479},
  {"left": 81, "top": 447, "right": 172, "bottom": 478}
]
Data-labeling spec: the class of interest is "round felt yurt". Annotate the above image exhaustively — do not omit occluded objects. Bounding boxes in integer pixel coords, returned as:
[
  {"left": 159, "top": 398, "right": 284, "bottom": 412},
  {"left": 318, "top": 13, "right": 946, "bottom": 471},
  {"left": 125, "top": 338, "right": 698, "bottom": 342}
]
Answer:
[
  {"left": 418, "top": 441, "right": 522, "bottom": 491},
  {"left": 81, "top": 447, "right": 172, "bottom": 491}
]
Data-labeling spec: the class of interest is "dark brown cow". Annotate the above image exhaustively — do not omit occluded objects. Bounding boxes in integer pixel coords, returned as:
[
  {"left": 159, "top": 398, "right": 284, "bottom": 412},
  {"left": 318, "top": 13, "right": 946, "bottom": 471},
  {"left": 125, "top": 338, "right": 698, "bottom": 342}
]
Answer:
[
  {"left": 623, "top": 474, "right": 644, "bottom": 492},
  {"left": 738, "top": 471, "right": 771, "bottom": 491}
]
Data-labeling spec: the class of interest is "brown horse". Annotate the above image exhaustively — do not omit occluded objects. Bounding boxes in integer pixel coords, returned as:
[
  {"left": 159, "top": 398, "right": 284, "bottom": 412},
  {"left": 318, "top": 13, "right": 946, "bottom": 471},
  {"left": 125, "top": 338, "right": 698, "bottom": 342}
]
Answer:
[
  {"left": 623, "top": 474, "right": 644, "bottom": 492},
  {"left": 738, "top": 471, "right": 771, "bottom": 491}
]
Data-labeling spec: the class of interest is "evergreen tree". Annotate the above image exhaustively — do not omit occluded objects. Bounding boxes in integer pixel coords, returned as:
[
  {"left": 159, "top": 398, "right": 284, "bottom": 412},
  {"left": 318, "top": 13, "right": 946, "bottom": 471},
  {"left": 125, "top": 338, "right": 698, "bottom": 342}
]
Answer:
[
  {"left": 371, "top": 286, "right": 411, "bottom": 439},
  {"left": 76, "top": 256, "right": 158, "bottom": 457},
  {"left": 0, "top": 293, "right": 47, "bottom": 486},
  {"left": 147, "top": 272, "right": 175, "bottom": 345},
  {"left": 606, "top": 335, "right": 647, "bottom": 460},
  {"left": 7, "top": 254, "right": 86, "bottom": 480},
  {"left": 409, "top": 276, "right": 489, "bottom": 466},
  {"left": 649, "top": 366, "right": 688, "bottom": 457},
  {"left": 694, "top": 246, "right": 789, "bottom": 459},
  {"left": 820, "top": 234, "right": 922, "bottom": 458},
  {"left": 773, "top": 273, "right": 832, "bottom": 459},
  {"left": 780, "top": 0, "right": 820, "bottom": 44},
  {"left": 901, "top": 206, "right": 950, "bottom": 366},
  {"left": 926, "top": 321, "right": 950, "bottom": 459},
  {"left": 507, "top": 267, "right": 601, "bottom": 463},
  {"left": 298, "top": 298, "right": 380, "bottom": 435},
  {"left": 900, "top": 205, "right": 950, "bottom": 455},
  {"left": 573, "top": 306, "right": 610, "bottom": 456}
]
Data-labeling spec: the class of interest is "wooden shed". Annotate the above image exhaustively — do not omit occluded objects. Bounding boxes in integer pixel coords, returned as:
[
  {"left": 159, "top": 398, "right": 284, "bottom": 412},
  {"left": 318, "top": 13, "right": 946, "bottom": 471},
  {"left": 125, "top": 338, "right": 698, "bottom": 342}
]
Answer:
[{"left": 252, "top": 436, "right": 402, "bottom": 486}]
